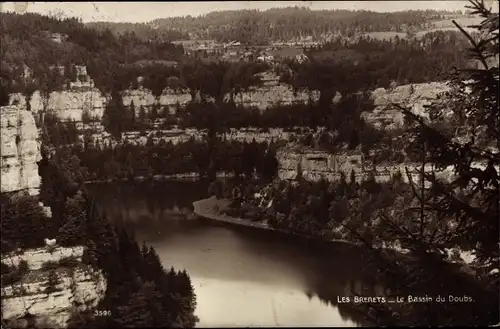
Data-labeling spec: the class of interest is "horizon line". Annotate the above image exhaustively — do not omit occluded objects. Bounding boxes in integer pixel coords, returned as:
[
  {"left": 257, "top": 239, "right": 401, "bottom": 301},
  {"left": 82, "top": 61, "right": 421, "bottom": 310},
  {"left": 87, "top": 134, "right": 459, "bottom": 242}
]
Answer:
[{"left": 1, "top": 1, "right": 493, "bottom": 24}]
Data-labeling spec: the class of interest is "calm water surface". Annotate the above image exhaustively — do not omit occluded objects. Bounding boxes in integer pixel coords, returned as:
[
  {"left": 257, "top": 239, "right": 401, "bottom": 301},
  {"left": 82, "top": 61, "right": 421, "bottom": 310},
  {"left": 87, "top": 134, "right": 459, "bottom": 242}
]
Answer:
[{"left": 87, "top": 181, "right": 380, "bottom": 327}]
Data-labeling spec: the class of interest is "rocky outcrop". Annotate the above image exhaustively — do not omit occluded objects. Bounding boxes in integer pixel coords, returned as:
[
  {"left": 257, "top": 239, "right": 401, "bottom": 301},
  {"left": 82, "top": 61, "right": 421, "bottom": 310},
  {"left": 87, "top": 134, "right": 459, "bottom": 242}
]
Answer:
[
  {"left": 1, "top": 105, "right": 42, "bottom": 195},
  {"left": 8, "top": 69, "right": 321, "bottom": 121},
  {"left": 1, "top": 103, "right": 107, "bottom": 328},
  {"left": 276, "top": 146, "right": 461, "bottom": 184},
  {"left": 79, "top": 125, "right": 297, "bottom": 147},
  {"left": 9, "top": 90, "right": 107, "bottom": 122},
  {"left": 277, "top": 146, "right": 368, "bottom": 182},
  {"left": 120, "top": 75, "right": 320, "bottom": 113},
  {"left": 224, "top": 127, "right": 295, "bottom": 143},
  {"left": 121, "top": 88, "right": 193, "bottom": 115},
  {"left": 362, "top": 82, "right": 451, "bottom": 130},
  {"left": 1, "top": 246, "right": 107, "bottom": 328},
  {"left": 225, "top": 71, "right": 320, "bottom": 111},
  {"left": 2, "top": 247, "right": 85, "bottom": 271},
  {"left": 228, "top": 85, "right": 319, "bottom": 111}
]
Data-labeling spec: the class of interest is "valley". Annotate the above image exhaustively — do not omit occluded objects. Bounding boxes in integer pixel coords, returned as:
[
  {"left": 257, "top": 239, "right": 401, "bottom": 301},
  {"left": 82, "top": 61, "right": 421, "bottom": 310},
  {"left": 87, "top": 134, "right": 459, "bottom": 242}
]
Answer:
[{"left": 0, "top": 2, "right": 498, "bottom": 328}]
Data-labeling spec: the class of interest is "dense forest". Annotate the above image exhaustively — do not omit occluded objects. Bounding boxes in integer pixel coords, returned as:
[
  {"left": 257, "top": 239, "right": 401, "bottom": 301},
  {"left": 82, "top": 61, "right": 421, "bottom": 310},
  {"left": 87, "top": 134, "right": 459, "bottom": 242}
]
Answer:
[
  {"left": 0, "top": 12, "right": 184, "bottom": 94},
  {"left": 91, "top": 30, "right": 468, "bottom": 96},
  {"left": 295, "top": 30, "right": 470, "bottom": 89},
  {"left": 39, "top": 111, "right": 280, "bottom": 183},
  {"left": 86, "top": 21, "right": 189, "bottom": 41},
  {"left": 150, "top": 7, "right": 462, "bottom": 43},
  {"left": 219, "top": 171, "right": 408, "bottom": 239},
  {"left": 1, "top": 7, "right": 470, "bottom": 99}
]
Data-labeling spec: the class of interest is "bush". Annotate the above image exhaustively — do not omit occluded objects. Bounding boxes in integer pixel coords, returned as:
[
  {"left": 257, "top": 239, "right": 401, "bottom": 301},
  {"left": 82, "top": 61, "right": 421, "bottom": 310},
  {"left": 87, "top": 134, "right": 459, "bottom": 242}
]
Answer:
[
  {"left": 1, "top": 195, "right": 51, "bottom": 253},
  {"left": 81, "top": 249, "right": 96, "bottom": 265},
  {"left": 1, "top": 261, "right": 13, "bottom": 275},
  {"left": 82, "top": 109, "right": 92, "bottom": 124},
  {"left": 42, "top": 261, "right": 60, "bottom": 270},
  {"left": 18, "top": 260, "right": 29, "bottom": 274},
  {"left": 58, "top": 256, "right": 80, "bottom": 268},
  {"left": 42, "top": 256, "right": 80, "bottom": 271},
  {"left": 1, "top": 262, "right": 24, "bottom": 287},
  {"left": 45, "top": 270, "right": 60, "bottom": 293}
]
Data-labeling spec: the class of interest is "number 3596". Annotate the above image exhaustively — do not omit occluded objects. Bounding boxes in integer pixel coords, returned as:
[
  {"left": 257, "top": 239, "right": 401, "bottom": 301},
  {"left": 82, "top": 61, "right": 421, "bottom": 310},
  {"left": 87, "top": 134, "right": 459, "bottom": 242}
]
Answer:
[{"left": 94, "top": 309, "right": 111, "bottom": 317}]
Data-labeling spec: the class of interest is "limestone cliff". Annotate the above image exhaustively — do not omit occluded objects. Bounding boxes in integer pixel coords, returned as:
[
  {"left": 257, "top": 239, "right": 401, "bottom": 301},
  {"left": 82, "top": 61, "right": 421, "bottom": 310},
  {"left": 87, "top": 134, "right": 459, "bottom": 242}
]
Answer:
[
  {"left": 362, "top": 82, "right": 451, "bottom": 130},
  {"left": 8, "top": 69, "right": 321, "bottom": 121},
  {"left": 9, "top": 90, "right": 107, "bottom": 122},
  {"left": 226, "top": 73, "right": 320, "bottom": 111},
  {"left": 1, "top": 105, "right": 42, "bottom": 195},
  {"left": 1, "top": 246, "right": 107, "bottom": 328},
  {"left": 121, "top": 87, "right": 193, "bottom": 115},
  {"left": 220, "top": 127, "right": 298, "bottom": 144},
  {"left": 276, "top": 145, "right": 459, "bottom": 184},
  {"left": 1, "top": 104, "right": 107, "bottom": 328},
  {"left": 81, "top": 125, "right": 297, "bottom": 147}
]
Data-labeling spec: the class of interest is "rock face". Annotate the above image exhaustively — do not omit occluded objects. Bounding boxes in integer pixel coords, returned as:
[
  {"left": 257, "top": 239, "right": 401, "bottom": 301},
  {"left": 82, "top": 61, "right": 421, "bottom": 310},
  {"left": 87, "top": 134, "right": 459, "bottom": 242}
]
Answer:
[
  {"left": 277, "top": 146, "right": 367, "bottom": 182},
  {"left": 1, "top": 103, "right": 107, "bottom": 328},
  {"left": 276, "top": 146, "right": 459, "bottom": 184},
  {"left": 228, "top": 82, "right": 320, "bottom": 111},
  {"left": 8, "top": 70, "right": 320, "bottom": 121},
  {"left": 9, "top": 90, "right": 107, "bottom": 122},
  {"left": 362, "top": 82, "right": 450, "bottom": 130},
  {"left": 121, "top": 88, "right": 193, "bottom": 115},
  {"left": 224, "top": 127, "right": 295, "bottom": 143},
  {"left": 1, "top": 246, "right": 107, "bottom": 328},
  {"left": 2, "top": 246, "right": 85, "bottom": 271},
  {"left": 80, "top": 125, "right": 297, "bottom": 147},
  {"left": 0, "top": 105, "right": 42, "bottom": 195}
]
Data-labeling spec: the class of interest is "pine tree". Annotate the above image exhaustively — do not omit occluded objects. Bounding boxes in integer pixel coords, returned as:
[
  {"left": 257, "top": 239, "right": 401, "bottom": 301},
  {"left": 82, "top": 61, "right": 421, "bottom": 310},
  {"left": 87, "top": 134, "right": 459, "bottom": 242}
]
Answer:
[
  {"left": 59, "top": 192, "right": 87, "bottom": 246},
  {"left": 103, "top": 89, "right": 125, "bottom": 139},
  {"left": 352, "top": 2, "right": 499, "bottom": 326},
  {"left": 350, "top": 168, "right": 356, "bottom": 186},
  {"left": 139, "top": 105, "right": 147, "bottom": 124},
  {"left": 130, "top": 100, "right": 136, "bottom": 125},
  {"left": 262, "top": 148, "right": 279, "bottom": 181},
  {"left": 116, "top": 281, "right": 154, "bottom": 327},
  {"left": 46, "top": 269, "right": 60, "bottom": 292},
  {"left": 150, "top": 104, "right": 158, "bottom": 121},
  {"left": 398, "top": 0, "right": 498, "bottom": 271}
]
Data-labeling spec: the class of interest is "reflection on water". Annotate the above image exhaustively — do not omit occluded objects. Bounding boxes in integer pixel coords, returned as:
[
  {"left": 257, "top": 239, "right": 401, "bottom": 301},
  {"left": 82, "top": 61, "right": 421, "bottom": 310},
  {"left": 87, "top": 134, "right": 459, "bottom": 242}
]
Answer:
[{"left": 87, "top": 181, "right": 380, "bottom": 327}]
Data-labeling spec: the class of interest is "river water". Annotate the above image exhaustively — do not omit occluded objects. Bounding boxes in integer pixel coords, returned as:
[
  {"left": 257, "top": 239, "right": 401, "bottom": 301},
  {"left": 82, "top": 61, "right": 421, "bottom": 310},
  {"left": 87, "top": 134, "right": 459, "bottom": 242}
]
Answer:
[{"left": 87, "top": 180, "right": 383, "bottom": 327}]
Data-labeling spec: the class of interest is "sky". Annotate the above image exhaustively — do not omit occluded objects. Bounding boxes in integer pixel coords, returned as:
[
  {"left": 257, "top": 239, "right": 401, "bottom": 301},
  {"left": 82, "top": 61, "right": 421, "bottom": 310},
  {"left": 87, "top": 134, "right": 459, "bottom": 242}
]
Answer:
[{"left": 1, "top": 1, "right": 497, "bottom": 23}]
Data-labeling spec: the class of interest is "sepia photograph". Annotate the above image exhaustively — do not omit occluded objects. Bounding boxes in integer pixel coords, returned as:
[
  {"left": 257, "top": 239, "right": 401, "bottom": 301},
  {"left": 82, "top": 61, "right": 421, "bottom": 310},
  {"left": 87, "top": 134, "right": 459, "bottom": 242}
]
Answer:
[{"left": 0, "top": 1, "right": 498, "bottom": 327}]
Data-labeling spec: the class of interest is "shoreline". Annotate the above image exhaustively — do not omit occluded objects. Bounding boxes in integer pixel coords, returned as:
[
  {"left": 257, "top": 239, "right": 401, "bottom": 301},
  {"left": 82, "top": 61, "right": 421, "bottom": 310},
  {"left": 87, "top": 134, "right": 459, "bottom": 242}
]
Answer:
[
  {"left": 192, "top": 197, "right": 481, "bottom": 274},
  {"left": 84, "top": 172, "right": 235, "bottom": 184},
  {"left": 192, "top": 196, "right": 354, "bottom": 245}
]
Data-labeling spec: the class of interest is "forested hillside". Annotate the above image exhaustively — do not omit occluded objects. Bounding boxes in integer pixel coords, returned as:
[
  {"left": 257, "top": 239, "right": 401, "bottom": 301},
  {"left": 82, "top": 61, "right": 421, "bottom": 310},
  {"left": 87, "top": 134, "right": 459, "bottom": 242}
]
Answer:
[
  {"left": 149, "top": 7, "right": 462, "bottom": 43},
  {"left": 85, "top": 21, "right": 189, "bottom": 41},
  {"left": 1, "top": 8, "right": 471, "bottom": 103},
  {"left": 0, "top": 12, "right": 184, "bottom": 92}
]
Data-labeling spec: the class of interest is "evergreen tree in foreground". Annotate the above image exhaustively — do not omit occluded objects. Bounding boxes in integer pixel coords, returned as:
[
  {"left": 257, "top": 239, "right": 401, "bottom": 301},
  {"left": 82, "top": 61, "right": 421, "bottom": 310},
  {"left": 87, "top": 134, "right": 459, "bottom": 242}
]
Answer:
[
  {"left": 401, "top": 0, "right": 498, "bottom": 278},
  {"left": 348, "top": 1, "right": 499, "bottom": 326}
]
